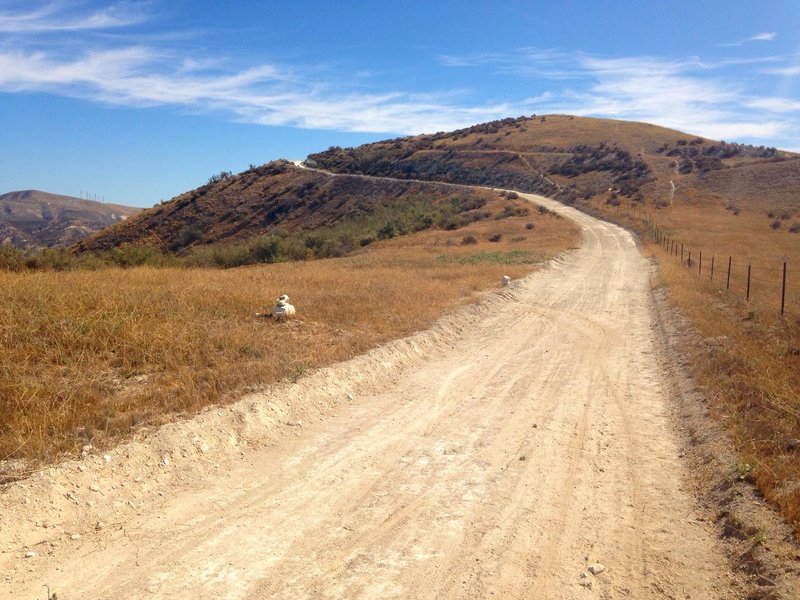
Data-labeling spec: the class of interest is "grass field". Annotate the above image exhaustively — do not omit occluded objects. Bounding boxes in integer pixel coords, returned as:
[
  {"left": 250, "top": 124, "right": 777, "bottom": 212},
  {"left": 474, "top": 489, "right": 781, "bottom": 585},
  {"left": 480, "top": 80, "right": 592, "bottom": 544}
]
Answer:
[{"left": 0, "top": 203, "right": 579, "bottom": 480}]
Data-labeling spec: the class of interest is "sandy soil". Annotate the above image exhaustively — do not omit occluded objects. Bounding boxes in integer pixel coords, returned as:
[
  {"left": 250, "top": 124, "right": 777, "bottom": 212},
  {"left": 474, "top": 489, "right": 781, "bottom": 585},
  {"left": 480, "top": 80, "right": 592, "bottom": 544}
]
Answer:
[{"left": 1, "top": 194, "right": 748, "bottom": 598}]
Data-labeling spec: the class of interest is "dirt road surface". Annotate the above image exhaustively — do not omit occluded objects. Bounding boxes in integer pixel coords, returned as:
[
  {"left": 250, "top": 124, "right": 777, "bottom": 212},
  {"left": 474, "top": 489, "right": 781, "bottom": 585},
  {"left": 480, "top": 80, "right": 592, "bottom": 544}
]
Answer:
[{"left": 2, "top": 194, "right": 741, "bottom": 598}]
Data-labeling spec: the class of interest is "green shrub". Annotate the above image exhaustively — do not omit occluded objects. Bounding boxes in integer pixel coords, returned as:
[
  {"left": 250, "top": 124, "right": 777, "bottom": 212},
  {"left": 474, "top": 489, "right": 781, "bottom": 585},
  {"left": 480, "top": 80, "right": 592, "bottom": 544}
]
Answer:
[
  {"left": 437, "top": 250, "right": 542, "bottom": 265},
  {"left": 0, "top": 244, "right": 24, "bottom": 271}
]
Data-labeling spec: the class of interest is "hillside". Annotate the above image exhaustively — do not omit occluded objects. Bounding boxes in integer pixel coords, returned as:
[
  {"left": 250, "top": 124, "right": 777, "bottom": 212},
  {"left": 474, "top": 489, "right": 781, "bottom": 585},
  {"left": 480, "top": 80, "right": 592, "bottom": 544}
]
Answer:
[
  {"left": 307, "top": 114, "right": 796, "bottom": 209},
  {"left": 75, "top": 160, "right": 500, "bottom": 255},
  {"left": 0, "top": 190, "right": 141, "bottom": 248},
  {"left": 77, "top": 115, "right": 798, "bottom": 261}
]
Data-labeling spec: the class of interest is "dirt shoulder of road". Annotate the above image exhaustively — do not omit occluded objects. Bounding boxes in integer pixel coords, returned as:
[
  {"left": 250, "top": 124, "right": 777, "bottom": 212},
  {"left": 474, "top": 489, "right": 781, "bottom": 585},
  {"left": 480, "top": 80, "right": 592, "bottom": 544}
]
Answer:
[{"left": 650, "top": 264, "right": 800, "bottom": 599}]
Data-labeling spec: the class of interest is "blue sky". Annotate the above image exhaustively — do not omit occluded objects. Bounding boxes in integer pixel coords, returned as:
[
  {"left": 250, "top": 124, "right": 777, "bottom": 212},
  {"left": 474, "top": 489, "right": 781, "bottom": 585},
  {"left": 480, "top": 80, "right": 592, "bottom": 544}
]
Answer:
[{"left": 1, "top": 1, "right": 799, "bottom": 207}]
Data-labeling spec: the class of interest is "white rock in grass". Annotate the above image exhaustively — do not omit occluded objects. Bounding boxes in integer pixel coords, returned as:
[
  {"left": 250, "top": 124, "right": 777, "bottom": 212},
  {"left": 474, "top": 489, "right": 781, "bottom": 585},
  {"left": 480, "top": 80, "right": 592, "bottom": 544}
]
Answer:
[{"left": 272, "top": 295, "right": 296, "bottom": 320}]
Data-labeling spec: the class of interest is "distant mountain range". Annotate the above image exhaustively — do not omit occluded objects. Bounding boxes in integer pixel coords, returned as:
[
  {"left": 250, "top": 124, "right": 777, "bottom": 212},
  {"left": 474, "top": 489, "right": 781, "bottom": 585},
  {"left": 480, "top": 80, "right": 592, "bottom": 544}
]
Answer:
[{"left": 0, "top": 190, "right": 141, "bottom": 248}]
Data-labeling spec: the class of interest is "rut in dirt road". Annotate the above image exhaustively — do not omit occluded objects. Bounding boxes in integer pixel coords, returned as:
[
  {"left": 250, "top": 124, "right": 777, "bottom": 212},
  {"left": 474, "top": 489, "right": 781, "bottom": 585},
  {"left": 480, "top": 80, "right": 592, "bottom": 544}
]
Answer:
[{"left": 1, "top": 193, "right": 738, "bottom": 599}]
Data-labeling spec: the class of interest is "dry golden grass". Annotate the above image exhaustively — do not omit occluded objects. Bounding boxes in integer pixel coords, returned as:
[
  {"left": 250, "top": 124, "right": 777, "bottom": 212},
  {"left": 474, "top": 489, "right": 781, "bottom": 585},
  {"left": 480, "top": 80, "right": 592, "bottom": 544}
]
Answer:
[
  {"left": 0, "top": 205, "right": 578, "bottom": 478},
  {"left": 399, "top": 114, "right": 691, "bottom": 155},
  {"left": 589, "top": 197, "right": 800, "bottom": 533},
  {"left": 606, "top": 198, "right": 800, "bottom": 317}
]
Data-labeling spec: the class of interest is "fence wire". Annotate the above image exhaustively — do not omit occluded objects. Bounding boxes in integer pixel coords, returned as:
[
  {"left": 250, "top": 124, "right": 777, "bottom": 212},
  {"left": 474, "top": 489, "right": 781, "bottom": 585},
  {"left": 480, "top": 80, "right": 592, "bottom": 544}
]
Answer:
[{"left": 650, "top": 226, "right": 797, "bottom": 317}]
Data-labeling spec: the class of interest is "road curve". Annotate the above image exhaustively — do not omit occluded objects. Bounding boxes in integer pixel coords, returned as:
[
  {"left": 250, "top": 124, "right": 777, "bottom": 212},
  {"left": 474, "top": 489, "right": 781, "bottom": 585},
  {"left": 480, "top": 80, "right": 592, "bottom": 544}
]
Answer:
[{"left": 1, "top": 193, "right": 736, "bottom": 599}]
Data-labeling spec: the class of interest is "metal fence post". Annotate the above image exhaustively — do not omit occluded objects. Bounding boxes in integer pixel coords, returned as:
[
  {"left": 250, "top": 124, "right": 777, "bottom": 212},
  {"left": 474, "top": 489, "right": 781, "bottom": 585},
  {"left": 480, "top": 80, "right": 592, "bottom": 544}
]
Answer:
[
  {"left": 781, "top": 261, "right": 787, "bottom": 316},
  {"left": 727, "top": 256, "right": 731, "bottom": 290},
  {"left": 746, "top": 263, "right": 751, "bottom": 301}
]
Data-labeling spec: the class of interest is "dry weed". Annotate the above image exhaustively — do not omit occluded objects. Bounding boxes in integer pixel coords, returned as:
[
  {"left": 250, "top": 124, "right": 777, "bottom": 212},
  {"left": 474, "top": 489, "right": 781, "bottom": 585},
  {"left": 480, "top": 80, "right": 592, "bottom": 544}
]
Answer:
[{"left": 0, "top": 207, "right": 578, "bottom": 477}]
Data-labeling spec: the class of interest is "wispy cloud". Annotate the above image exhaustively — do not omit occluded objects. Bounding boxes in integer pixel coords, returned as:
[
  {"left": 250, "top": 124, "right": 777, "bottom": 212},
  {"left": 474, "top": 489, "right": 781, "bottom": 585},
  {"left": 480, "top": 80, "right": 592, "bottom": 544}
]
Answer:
[
  {"left": 437, "top": 48, "right": 579, "bottom": 79},
  {"left": 746, "top": 97, "right": 800, "bottom": 113},
  {"left": 0, "top": 45, "right": 528, "bottom": 134},
  {"left": 720, "top": 31, "right": 778, "bottom": 47},
  {"left": 439, "top": 48, "right": 800, "bottom": 146},
  {"left": 750, "top": 32, "right": 777, "bottom": 42},
  {"left": 0, "top": 1, "right": 149, "bottom": 33},
  {"left": 764, "top": 65, "right": 800, "bottom": 77},
  {"left": 1, "top": 3, "right": 799, "bottom": 147},
  {"left": 0, "top": 3, "right": 538, "bottom": 134}
]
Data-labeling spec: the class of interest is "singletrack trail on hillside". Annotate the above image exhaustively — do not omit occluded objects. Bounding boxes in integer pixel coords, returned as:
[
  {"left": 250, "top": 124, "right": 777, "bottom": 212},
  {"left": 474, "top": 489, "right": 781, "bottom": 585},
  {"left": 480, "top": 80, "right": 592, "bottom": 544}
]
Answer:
[{"left": 1, "top": 192, "right": 739, "bottom": 599}]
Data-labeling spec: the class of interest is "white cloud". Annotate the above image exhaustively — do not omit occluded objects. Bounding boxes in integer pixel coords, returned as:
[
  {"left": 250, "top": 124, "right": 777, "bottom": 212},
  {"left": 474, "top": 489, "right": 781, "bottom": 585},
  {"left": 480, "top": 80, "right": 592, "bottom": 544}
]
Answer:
[
  {"left": 1, "top": 3, "right": 798, "bottom": 147},
  {"left": 569, "top": 59, "right": 792, "bottom": 142},
  {"left": 0, "top": 45, "right": 536, "bottom": 134},
  {"left": 0, "top": 3, "right": 545, "bottom": 134},
  {"left": 0, "top": 1, "right": 148, "bottom": 33},
  {"left": 439, "top": 48, "right": 800, "bottom": 146},
  {"left": 764, "top": 65, "right": 800, "bottom": 76},
  {"left": 746, "top": 97, "right": 800, "bottom": 113},
  {"left": 719, "top": 31, "right": 777, "bottom": 47}
]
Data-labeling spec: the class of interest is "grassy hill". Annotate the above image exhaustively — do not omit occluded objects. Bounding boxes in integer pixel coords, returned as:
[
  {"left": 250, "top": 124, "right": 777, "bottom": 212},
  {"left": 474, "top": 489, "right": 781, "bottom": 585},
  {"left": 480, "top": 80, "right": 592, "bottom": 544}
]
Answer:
[
  {"left": 308, "top": 113, "right": 794, "bottom": 207},
  {"left": 75, "top": 160, "right": 505, "bottom": 261},
  {"left": 75, "top": 114, "right": 798, "bottom": 265},
  {"left": 0, "top": 190, "right": 141, "bottom": 248}
]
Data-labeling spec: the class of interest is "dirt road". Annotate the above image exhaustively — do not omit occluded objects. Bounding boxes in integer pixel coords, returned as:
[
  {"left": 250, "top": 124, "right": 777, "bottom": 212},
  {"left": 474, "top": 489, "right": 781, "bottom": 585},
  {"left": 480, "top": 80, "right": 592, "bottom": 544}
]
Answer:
[{"left": 1, "top": 194, "right": 738, "bottom": 598}]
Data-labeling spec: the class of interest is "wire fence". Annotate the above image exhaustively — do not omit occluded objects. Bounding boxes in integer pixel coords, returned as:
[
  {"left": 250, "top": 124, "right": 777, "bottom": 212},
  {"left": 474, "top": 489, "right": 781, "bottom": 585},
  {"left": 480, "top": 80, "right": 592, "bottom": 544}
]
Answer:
[{"left": 649, "top": 225, "right": 800, "bottom": 318}]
